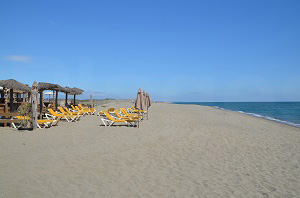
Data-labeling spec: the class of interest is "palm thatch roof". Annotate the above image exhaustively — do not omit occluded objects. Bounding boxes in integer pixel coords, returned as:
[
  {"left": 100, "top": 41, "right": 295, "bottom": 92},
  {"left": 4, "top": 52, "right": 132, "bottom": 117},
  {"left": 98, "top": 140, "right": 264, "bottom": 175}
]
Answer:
[
  {"left": 71, "top": 87, "right": 84, "bottom": 95},
  {"left": 38, "top": 82, "right": 66, "bottom": 92},
  {"left": 62, "top": 87, "right": 84, "bottom": 95},
  {"left": 63, "top": 86, "right": 73, "bottom": 94},
  {"left": 38, "top": 82, "right": 59, "bottom": 90},
  {"left": 0, "top": 79, "right": 31, "bottom": 92}
]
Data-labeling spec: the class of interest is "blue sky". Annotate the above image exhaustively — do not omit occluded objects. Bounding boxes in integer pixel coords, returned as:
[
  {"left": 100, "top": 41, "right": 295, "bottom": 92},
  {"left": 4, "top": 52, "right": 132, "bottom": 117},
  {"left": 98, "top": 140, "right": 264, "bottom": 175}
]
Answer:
[{"left": 1, "top": 0, "right": 299, "bottom": 101}]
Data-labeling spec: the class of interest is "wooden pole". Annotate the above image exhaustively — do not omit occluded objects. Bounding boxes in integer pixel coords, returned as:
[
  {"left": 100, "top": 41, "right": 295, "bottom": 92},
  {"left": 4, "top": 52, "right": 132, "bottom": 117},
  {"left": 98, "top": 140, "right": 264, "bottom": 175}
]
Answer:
[
  {"left": 55, "top": 90, "right": 58, "bottom": 111},
  {"left": 4, "top": 88, "right": 8, "bottom": 127},
  {"left": 9, "top": 89, "right": 13, "bottom": 112},
  {"left": 31, "top": 81, "right": 38, "bottom": 130},
  {"left": 0, "top": 90, "right": 3, "bottom": 99},
  {"left": 65, "top": 93, "right": 68, "bottom": 107},
  {"left": 74, "top": 94, "right": 76, "bottom": 105},
  {"left": 90, "top": 95, "right": 92, "bottom": 108},
  {"left": 39, "top": 91, "right": 43, "bottom": 119}
]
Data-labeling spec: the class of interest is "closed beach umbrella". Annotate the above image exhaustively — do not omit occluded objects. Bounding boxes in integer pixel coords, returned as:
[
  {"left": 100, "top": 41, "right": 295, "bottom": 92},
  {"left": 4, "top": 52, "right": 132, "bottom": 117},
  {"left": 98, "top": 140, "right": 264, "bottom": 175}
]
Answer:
[
  {"left": 134, "top": 88, "right": 144, "bottom": 127},
  {"left": 146, "top": 93, "right": 151, "bottom": 108},
  {"left": 145, "top": 92, "right": 151, "bottom": 119},
  {"left": 143, "top": 91, "right": 147, "bottom": 109},
  {"left": 134, "top": 88, "right": 144, "bottom": 110},
  {"left": 0, "top": 79, "right": 30, "bottom": 112}
]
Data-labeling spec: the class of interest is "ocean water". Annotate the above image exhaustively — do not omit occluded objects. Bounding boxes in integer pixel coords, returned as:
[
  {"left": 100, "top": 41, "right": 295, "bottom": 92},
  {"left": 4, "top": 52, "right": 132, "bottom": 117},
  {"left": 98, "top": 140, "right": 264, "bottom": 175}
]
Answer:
[{"left": 174, "top": 102, "right": 300, "bottom": 128}]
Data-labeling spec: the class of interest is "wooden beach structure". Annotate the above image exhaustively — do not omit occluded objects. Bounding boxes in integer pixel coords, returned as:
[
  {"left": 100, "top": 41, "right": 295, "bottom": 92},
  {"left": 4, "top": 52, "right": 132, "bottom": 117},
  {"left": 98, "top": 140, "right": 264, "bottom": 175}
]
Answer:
[
  {"left": 37, "top": 82, "right": 66, "bottom": 118},
  {"left": 0, "top": 79, "right": 31, "bottom": 127},
  {"left": 70, "top": 87, "right": 84, "bottom": 106}
]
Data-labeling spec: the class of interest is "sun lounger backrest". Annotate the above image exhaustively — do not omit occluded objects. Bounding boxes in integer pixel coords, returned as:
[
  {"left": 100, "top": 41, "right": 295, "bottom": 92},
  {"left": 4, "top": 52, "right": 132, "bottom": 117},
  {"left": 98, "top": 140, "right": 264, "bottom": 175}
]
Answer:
[
  {"left": 49, "top": 108, "right": 59, "bottom": 116},
  {"left": 108, "top": 108, "right": 115, "bottom": 113},
  {"left": 104, "top": 112, "right": 116, "bottom": 121},
  {"left": 114, "top": 110, "right": 123, "bottom": 118},
  {"left": 59, "top": 107, "right": 66, "bottom": 113},
  {"left": 121, "top": 108, "right": 129, "bottom": 116}
]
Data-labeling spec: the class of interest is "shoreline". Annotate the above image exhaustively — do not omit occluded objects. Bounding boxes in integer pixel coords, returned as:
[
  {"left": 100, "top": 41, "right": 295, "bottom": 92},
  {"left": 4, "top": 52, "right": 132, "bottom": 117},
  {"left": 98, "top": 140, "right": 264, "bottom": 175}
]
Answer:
[{"left": 172, "top": 102, "right": 300, "bottom": 129}]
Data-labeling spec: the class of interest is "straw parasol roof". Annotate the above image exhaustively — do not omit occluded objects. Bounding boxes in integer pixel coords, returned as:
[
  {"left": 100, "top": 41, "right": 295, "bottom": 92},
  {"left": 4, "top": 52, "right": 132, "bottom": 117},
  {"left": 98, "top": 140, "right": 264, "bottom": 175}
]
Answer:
[
  {"left": 38, "top": 82, "right": 59, "bottom": 91},
  {"left": 0, "top": 79, "right": 31, "bottom": 92},
  {"left": 63, "top": 86, "right": 73, "bottom": 93},
  {"left": 70, "top": 87, "right": 84, "bottom": 95},
  {"left": 55, "top": 84, "right": 66, "bottom": 92}
]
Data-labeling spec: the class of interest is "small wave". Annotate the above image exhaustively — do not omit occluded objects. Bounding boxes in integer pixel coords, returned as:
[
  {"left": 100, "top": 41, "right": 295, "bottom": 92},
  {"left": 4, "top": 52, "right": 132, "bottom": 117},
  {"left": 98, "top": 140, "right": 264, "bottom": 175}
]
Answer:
[{"left": 212, "top": 107, "right": 300, "bottom": 128}]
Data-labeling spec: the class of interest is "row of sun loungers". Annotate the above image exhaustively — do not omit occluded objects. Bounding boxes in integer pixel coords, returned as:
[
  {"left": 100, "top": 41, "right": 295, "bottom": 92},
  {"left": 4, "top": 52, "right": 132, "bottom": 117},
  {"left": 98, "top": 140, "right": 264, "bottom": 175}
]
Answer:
[
  {"left": 98, "top": 106, "right": 146, "bottom": 127},
  {"left": 10, "top": 104, "right": 95, "bottom": 129},
  {"left": 1, "top": 104, "right": 147, "bottom": 129}
]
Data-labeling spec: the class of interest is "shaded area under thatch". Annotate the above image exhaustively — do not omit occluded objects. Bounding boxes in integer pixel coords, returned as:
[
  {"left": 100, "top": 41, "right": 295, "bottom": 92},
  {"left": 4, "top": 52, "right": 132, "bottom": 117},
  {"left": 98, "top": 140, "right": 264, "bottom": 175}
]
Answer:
[
  {"left": 0, "top": 79, "right": 30, "bottom": 92},
  {"left": 63, "top": 87, "right": 84, "bottom": 106},
  {"left": 37, "top": 82, "right": 66, "bottom": 113}
]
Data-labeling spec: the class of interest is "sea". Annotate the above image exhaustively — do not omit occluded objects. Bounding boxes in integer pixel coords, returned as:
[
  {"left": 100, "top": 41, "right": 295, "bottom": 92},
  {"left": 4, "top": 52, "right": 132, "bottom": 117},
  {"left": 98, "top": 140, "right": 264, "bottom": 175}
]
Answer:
[{"left": 173, "top": 102, "right": 300, "bottom": 128}]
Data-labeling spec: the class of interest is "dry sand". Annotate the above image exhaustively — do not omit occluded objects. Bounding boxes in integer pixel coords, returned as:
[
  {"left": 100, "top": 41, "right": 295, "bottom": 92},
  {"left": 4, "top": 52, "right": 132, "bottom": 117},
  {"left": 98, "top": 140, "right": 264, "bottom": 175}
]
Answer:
[{"left": 1, "top": 102, "right": 300, "bottom": 197}]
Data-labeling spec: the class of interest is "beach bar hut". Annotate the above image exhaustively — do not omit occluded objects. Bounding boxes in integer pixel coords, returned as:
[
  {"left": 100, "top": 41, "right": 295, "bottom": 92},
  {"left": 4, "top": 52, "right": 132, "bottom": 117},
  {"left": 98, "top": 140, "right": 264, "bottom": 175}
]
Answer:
[{"left": 0, "top": 79, "right": 31, "bottom": 112}]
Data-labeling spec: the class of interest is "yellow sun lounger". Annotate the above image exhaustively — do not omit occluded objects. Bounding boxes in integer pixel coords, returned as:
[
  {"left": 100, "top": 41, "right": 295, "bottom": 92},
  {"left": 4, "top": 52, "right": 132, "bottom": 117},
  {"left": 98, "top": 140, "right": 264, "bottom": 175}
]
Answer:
[
  {"left": 120, "top": 108, "right": 143, "bottom": 119},
  {"left": 13, "top": 116, "right": 59, "bottom": 129},
  {"left": 101, "top": 112, "right": 138, "bottom": 127},
  {"left": 78, "top": 104, "right": 96, "bottom": 114},
  {"left": 64, "top": 107, "right": 84, "bottom": 116},
  {"left": 59, "top": 107, "right": 82, "bottom": 119},
  {"left": 128, "top": 106, "right": 147, "bottom": 113},
  {"left": 75, "top": 106, "right": 90, "bottom": 115},
  {"left": 48, "top": 108, "right": 78, "bottom": 122},
  {"left": 71, "top": 105, "right": 88, "bottom": 115},
  {"left": 114, "top": 110, "right": 138, "bottom": 120}
]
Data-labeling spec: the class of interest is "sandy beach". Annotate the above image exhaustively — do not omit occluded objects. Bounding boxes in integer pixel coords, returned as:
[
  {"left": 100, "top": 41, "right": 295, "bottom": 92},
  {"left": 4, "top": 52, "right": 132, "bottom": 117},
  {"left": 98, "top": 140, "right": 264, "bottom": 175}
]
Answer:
[{"left": 1, "top": 102, "right": 300, "bottom": 197}]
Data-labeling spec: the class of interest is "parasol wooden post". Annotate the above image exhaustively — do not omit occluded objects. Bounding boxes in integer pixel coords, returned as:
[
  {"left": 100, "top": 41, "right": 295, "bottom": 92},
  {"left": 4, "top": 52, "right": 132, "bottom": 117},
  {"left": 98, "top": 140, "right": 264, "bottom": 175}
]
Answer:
[
  {"left": 4, "top": 93, "right": 8, "bottom": 127},
  {"left": 9, "top": 89, "right": 14, "bottom": 113},
  {"left": 39, "top": 91, "right": 43, "bottom": 119},
  {"left": 90, "top": 95, "right": 92, "bottom": 108},
  {"left": 65, "top": 93, "right": 68, "bottom": 107},
  {"left": 55, "top": 90, "right": 58, "bottom": 111}
]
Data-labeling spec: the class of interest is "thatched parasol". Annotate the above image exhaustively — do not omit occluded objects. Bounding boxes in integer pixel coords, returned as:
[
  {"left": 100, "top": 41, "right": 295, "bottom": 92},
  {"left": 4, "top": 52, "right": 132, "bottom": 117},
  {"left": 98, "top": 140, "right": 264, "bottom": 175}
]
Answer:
[
  {"left": 0, "top": 79, "right": 30, "bottom": 112},
  {"left": 38, "top": 82, "right": 60, "bottom": 91},
  {"left": 69, "top": 87, "right": 84, "bottom": 105},
  {"left": 37, "top": 82, "right": 66, "bottom": 114},
  {"left": 63, "top": 87, "right": 73, "bottom": 106},
  {"left": 0, "top": 79, "right": 31, "bottom": 92}
]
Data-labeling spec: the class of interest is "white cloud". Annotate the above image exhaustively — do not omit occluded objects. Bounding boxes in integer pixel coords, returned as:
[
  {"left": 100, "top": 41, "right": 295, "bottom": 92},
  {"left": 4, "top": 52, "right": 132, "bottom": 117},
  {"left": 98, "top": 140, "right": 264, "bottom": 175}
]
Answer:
[{"left": 2, "top": 55, "right": 32, "bottom": 63}]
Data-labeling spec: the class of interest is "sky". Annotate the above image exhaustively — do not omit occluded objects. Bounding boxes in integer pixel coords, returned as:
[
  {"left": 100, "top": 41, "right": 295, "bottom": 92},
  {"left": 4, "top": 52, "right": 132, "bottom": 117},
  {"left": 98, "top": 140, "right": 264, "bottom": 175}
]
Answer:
[{"left": 0, "top": 0, "right": 300, "bottom": 102}]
